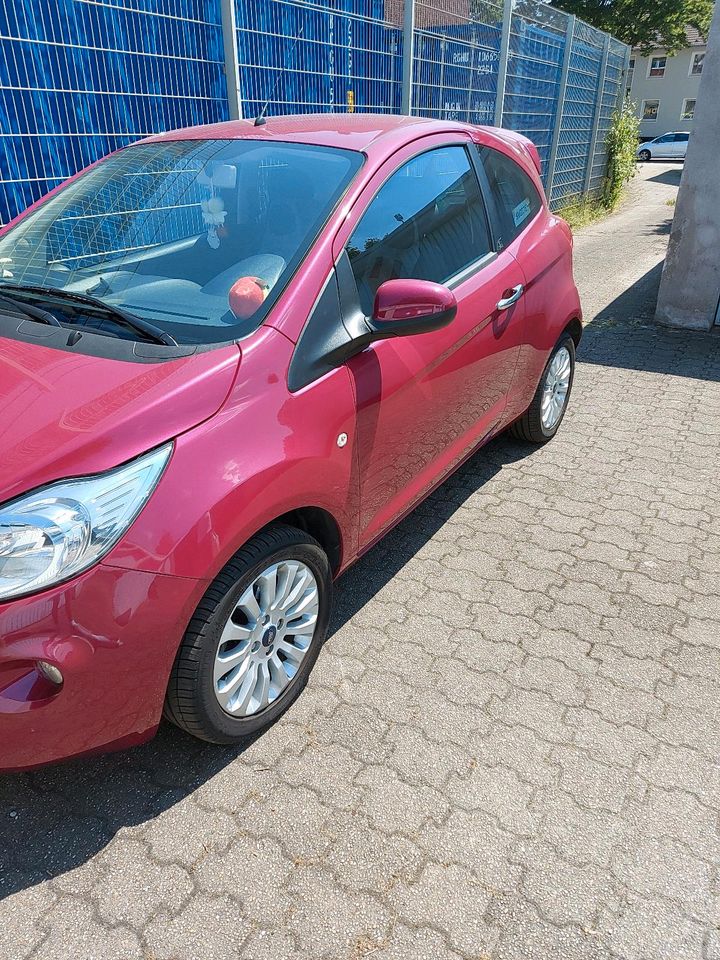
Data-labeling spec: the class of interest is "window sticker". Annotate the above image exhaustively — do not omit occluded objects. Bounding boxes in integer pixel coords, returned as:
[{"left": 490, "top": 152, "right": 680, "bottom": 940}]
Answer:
[{"left": 512, "top": 198, "right": 531, "bottom": 228}]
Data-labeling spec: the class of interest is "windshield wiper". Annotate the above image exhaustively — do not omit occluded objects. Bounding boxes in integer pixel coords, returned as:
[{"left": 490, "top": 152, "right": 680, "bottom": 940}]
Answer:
[
  {"left": 0, "top": 291, "right": 63, "bottom": 327},
  {"left": 0, "top": 282, "right": 178, "bottom": 346}
]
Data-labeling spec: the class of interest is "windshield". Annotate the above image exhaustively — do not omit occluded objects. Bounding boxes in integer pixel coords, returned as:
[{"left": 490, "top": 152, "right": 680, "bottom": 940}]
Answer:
[{"left": 0, "top": 139, "right": 362, "bottom": 344}]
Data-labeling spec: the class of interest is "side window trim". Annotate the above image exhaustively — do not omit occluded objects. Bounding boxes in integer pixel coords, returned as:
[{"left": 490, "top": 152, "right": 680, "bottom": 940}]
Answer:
[
  {"left": 344, "top": 142, "right": 496, "bottom": 310},
  {"left": 459, "top": 143, "right": 495, "bottom": 265},
  {"left": 468, "top": 143, "right": 505, "bottom": 252},
  {"left": 446, "top": 251, "right": 498, "bottom": 290},
  {"left": 471, "top": 143, "right": 543, "bottom": 250}
]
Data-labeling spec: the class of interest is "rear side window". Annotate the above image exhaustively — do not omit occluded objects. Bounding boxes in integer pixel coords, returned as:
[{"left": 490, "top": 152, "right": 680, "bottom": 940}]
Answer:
[
  {"left": 477, "top": 146, "right": 542, "bottom": 250},
  {"left": 346, "top": 145, "right": 492, "bottom": 315}
]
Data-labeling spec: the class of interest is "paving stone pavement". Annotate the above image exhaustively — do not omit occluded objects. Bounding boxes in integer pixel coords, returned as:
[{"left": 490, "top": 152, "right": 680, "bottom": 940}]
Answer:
[{"left": 2, "top": 163, "right": 720, "bottom": 960}]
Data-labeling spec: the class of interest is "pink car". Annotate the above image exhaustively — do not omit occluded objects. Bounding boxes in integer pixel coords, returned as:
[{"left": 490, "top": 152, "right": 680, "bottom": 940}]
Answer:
[{"left": 0, "top": 115, "right": 581, "bottom": 771}]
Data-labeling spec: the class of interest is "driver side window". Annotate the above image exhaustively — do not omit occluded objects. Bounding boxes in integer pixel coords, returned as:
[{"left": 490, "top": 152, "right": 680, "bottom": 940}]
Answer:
[{"left": 346, "top": 146, "right": 492, "bottom": 316}]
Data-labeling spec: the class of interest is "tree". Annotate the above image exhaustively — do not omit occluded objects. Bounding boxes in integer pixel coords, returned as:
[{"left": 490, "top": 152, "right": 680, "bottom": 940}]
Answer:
[{"left": 547, "top": 0, "right": 714, "bottom": 53}]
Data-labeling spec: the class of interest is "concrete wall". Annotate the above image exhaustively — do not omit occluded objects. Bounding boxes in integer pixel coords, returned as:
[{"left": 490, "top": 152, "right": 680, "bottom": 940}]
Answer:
[
  {"left": 655, "top": 6, "right": 720, "bottom": 330},
  {"left": 629, "top": 46, "right": 706, "bottom": 139}
]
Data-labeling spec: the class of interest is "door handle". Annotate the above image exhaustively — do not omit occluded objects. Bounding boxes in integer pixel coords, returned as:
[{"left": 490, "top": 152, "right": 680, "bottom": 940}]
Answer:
[{"left": 496, "top": 284, "right": 524, "bottom": 311}]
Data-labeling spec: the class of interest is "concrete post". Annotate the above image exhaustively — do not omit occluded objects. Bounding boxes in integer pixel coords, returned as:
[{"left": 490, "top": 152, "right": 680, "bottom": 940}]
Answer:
[
  {"left": 493, "top": 0, "right": 513, "bottom": 127},
  {"left": 655, "top": 2, "right": 720, "bottom": 330},
  {"left": 221, "top": 0, "right": 243, "bottom": 120},
  {"left": 584, "top": 34, "right": 610, "bottom": 193},
  {"left": 401, "top": 0, "right": 415, "bottom": 115},
  {"left": 547, "top": 15, "right": 575, "bottom": 199}
]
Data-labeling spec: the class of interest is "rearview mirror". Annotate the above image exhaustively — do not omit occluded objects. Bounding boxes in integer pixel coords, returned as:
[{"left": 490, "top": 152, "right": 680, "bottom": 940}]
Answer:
[{"left": 369, "top": 279, "right": 457, "bottom": 339}]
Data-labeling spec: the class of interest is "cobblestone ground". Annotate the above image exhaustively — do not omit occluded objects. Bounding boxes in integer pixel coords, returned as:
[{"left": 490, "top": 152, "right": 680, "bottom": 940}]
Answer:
[{"left": 2, "top": 164, "right": 720, "bottom": 959}]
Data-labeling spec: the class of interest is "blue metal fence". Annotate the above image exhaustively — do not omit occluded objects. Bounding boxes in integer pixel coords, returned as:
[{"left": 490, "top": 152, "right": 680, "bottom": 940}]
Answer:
[
  {"left": 411, "top": 1, "right": 503, "bottom": 126},
  {"left": 235, "top": 0, "right": 403, "bottom": 116},
  {"left": 0, "top": 0, "right": 629, "bottom": 225},
  {"left": 502, "top": 3, "right": 568, "bottom": 181},
  {"left": 0, "top": 0, "right": 229, "bottom": 224}
]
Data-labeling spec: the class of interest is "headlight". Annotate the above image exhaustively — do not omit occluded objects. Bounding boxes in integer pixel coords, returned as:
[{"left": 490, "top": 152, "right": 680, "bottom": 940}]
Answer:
[{"left": 0, "top": 444, "right": 172, "bottom": 601}]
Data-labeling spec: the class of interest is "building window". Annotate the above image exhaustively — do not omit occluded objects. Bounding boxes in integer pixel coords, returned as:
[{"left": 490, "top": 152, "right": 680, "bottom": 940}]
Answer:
[
  {"left": 641, "top": 99, "right": 660, "bottom": 121},
  {"left": 626, "top": 58, "right": 635, "bottom": 90},
  {"left": 690, "top": 52, "right": 705, "bottom": 75},
  {"left": 648, "top": 56, "right": 666, "bottom": 78},
  {"left": 681, "top": 98, "right": 696, "bottom": 120}
]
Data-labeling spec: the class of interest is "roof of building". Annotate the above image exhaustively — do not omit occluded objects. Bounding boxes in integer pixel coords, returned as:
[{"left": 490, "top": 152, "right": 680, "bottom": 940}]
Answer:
[
  {"left": 684, "top": 25, "right": 707, "bottom": 46},
  {"left": 634, "top": 24, "right": 707, "bottom": 51}
]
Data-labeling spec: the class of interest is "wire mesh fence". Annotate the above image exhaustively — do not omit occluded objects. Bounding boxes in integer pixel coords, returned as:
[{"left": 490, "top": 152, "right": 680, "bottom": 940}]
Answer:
[
  {"left": 549, "top": 18, "right": 606, "bottom": 205},
  {"left": 587, "top": 37, "right": 628, "bottom": 194},
  {"left": 411, "top": 0, "right": 503, "bottom": 126},
  {"left": 501, "top": 1, "right": 568, "bottom": 182},
  {"left": 0, "top": 0, "right": 629, "bottom": 224},
  {"left": 235, "top": 0, "right": 403, "bottom": 117},
  {"left": 0, "top": 0, "right": 229, "bottom": 225}
]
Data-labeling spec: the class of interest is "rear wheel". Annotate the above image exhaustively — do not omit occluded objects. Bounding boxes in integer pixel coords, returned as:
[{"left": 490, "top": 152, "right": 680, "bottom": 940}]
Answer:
[
  {"left": 510, "top": 335, "right": 575, "bottom": 444},
  {"left": 165, "top": 524, "right": 331, "bottom": 743},
  {"left": 638, "top": 149, "right": 651, "bottom": 162}
]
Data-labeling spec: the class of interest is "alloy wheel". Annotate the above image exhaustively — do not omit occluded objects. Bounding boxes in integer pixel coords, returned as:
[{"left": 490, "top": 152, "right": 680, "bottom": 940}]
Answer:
[
  {"left": 541, "top": 346, "right": 572, "bottom": 431},
  {"left": 213, "top": 560, "right": 319, "bottom": 717}
]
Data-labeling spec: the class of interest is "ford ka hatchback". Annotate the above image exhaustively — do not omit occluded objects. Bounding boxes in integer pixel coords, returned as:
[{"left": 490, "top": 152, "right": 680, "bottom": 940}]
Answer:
[{"left": 0, "top": 115, "right": 581, "bottom": 770}]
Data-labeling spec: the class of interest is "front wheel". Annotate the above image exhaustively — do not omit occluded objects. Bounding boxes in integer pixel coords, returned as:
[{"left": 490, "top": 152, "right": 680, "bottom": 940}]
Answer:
[
  {"left": 638, "top": 149, "right": 651, "bottom": 162},
  {"left": 510, "top": 335, "right": 575, "bottom": 444},
  {"left": 165, "top": 524, "right": 332, "bottom": 743}
]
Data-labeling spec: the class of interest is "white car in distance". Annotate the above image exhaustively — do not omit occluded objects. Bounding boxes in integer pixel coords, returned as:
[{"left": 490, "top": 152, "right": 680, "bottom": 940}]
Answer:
[{"left": 637, "top": 132, "right": 690, "bottom": 161}]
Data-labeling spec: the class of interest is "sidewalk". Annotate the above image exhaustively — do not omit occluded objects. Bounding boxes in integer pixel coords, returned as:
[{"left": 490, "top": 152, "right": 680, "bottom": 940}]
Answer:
[
  {"left": 1, "top": 163, "right": 719, "bottom": 960},
  {"left": 574, "top": 161, "right": 682, "bottom": 324}
]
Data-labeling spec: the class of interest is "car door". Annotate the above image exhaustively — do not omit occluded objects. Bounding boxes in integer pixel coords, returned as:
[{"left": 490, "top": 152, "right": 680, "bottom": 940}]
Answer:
[
  {"left": 334, "top": 138, "right": 527, "bottom": 549},
  {"left": 470, "top": 141, "right": 560, "bottom": 426},
  {"left": 674, "top": 133, "right": 689, "bottom": 158},
  {"left": 653, "top": 134, "right": 675, "bottom": 158}
]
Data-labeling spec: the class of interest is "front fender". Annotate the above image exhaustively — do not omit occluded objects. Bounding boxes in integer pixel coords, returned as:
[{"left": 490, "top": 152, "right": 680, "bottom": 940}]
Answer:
[{"left": 105, "top": 327, "right": 360, "bottom": 580}]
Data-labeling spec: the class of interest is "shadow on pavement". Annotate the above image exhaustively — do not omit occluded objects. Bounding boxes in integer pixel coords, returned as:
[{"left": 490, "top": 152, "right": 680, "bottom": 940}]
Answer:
[
  {"left": 0, "top": 433, "right": 534, "bottom": 900},
  {"left": 578, "top": 262, "right": 720, "bottom": 381},
  {"left": 647, "top": 167, "right": 683, "bottom": 186}
]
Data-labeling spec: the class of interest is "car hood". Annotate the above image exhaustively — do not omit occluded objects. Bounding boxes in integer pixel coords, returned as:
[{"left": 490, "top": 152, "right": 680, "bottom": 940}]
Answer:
[{"left": 0, "top": 337, "right": 240, "bottom": 503}]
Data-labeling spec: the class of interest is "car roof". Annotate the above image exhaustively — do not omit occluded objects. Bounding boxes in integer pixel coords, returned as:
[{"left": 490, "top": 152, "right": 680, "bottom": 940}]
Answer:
[
  {"left": 144, "top": 113, "right": 457, "bottom": 151},
  {"left": 141, "top": 113, "right": 506, "bottom": 159},
  {"left": 139, "top": 113, "right": 544, "bottom": 182}
]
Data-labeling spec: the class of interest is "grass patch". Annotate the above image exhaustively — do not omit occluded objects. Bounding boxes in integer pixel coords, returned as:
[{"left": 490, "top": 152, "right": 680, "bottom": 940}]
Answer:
[
  {"left": 557, "top": 195, "right": 613, "bottom": 229},
  {"left": 666, "top": 197, "right": 677, "bottom": 207}
]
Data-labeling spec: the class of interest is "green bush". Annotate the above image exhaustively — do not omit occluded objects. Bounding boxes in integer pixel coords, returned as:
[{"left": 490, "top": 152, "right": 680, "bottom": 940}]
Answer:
[{"left": 602, "top": 97, "right": 640, "bottom": 210}]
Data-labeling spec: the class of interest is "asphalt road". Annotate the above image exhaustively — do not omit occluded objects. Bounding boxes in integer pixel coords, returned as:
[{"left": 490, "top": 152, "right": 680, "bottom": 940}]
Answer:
[{"left": 3, "top": 161, "right": 720, "bottom": 960}]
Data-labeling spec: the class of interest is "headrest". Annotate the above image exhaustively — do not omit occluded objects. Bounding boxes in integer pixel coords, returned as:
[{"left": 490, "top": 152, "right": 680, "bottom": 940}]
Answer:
[{"left": 197, "top": 163, "right": 237, "bottom": 190}]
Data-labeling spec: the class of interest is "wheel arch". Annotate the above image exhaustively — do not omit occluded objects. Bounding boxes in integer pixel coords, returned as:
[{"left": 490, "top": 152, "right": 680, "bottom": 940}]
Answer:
[
  {"left": 562, "top": 316, "right": 583, "bottom": 347},
  {"left": 271, "top": 506, "right": 343, "bottom": 576}
]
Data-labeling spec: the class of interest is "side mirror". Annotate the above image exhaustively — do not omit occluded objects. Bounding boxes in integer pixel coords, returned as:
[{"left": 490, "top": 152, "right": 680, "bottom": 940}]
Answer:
[{"left": 369, "top": 279, "right": 457, "bottom": 339}]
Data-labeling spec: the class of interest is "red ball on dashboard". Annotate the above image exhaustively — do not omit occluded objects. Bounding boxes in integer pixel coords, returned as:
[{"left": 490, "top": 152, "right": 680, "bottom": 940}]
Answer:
[{"left": 229, "top": 276, "right": 268, "bottom": 320}]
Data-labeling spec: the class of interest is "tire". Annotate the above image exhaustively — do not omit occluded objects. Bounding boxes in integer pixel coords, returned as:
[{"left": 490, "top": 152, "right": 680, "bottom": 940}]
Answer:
[
  {"left": 510, "top": 335, "right": 576, "bottom": 444},
  {"left": 638, "top": 149, "right": 651, "bottom": 162},
  {"left": 165, "top": 523, "right": 332, "bottom": 744}
]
